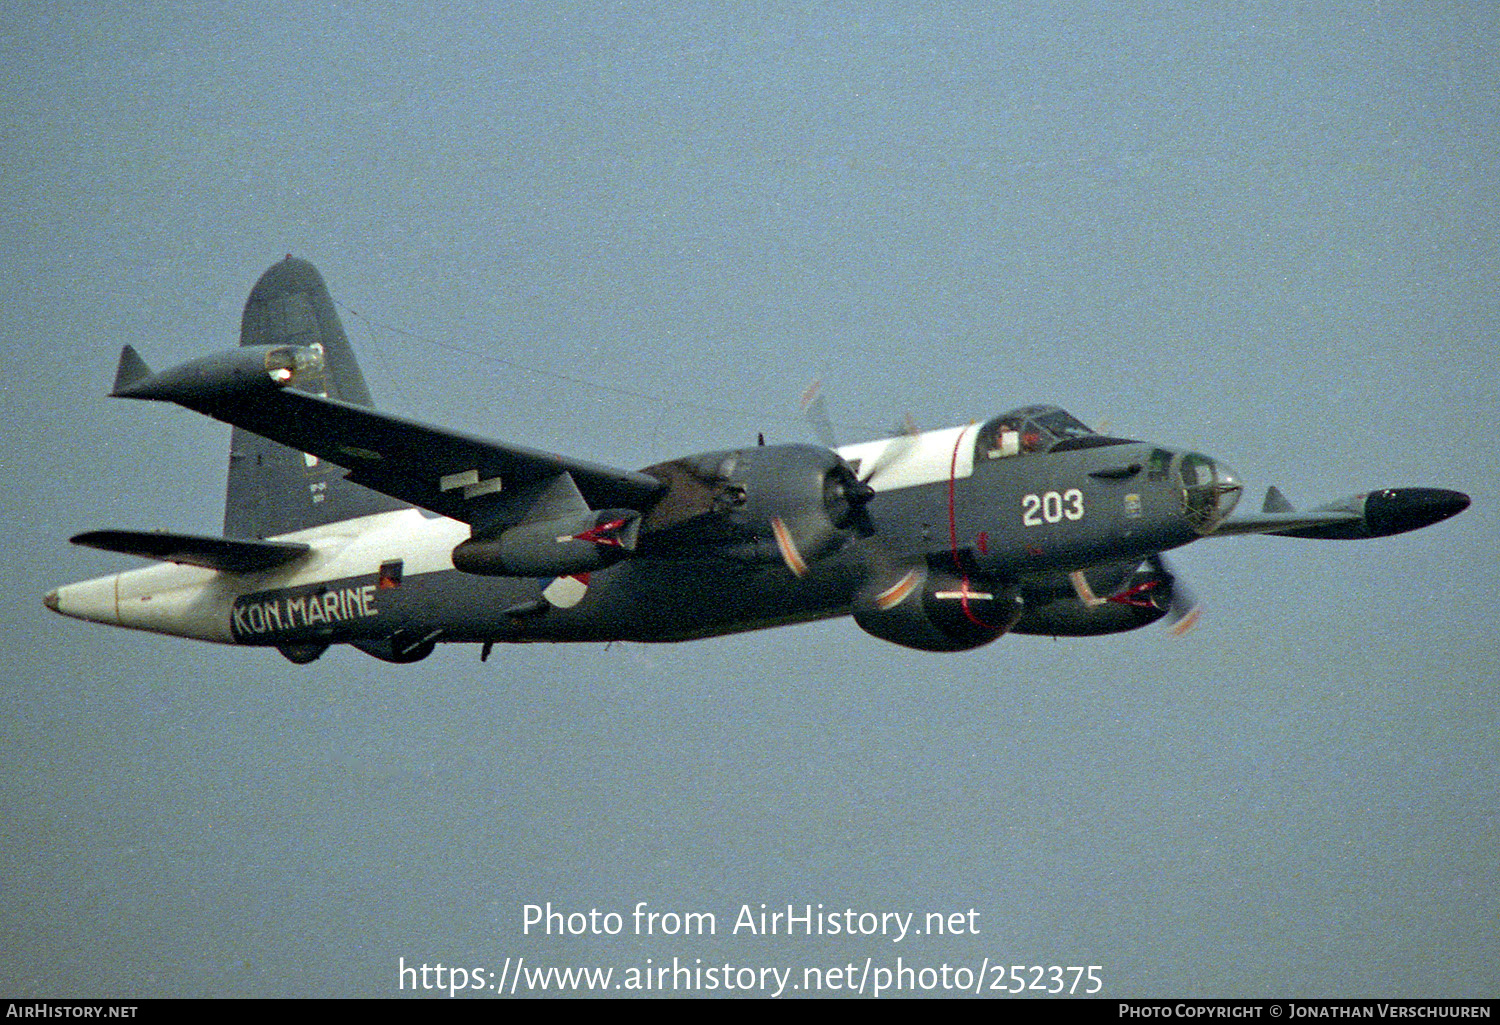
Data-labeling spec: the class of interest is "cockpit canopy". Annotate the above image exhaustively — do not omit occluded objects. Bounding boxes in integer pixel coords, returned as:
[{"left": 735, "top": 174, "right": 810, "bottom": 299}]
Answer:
[
  {"left": 974, "top": 404, "right": 1242, "bottom": 533},
  {"left": 977, "top": 404, "right": 1135, "bottom": 458}
]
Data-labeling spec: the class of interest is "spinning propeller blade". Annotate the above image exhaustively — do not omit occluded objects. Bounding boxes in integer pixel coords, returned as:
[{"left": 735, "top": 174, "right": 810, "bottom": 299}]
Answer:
[
  {"left": 799, "top": 378, "right": 839, "bottom": 450},
  {"left": 1147, "top": 554, "right": 1202, "bottom": 635}
]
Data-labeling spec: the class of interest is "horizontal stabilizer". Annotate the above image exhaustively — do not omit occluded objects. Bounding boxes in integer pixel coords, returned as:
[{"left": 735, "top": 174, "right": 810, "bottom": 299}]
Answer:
[{"left": 70, "top": 529, "right": 310, "bottom": 572}]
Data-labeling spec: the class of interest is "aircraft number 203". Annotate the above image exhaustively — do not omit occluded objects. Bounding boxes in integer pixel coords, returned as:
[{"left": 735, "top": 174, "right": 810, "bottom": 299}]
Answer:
[
  {"left": 1022, "top": 489, "right": 1085, "bottom": 526},
  {"left": 45, "top": 257, "right": 1471, "bottom": 663}
]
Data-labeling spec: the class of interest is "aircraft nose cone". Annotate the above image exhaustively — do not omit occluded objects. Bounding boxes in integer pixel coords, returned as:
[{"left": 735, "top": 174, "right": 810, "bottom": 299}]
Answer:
[
  {"left": 1437, "top": 489, "right": 1472, "bottom": 519},
  {"left": 1366, "top": 488, "right": 1471, "bottom": 536},
  {"left": 44, "top": 589, "right": 60, "bottom": 613}
]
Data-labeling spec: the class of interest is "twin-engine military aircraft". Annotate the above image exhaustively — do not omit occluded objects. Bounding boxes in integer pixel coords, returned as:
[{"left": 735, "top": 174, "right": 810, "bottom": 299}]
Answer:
[{"left": 46, "top": 257, "right": 1470, "bottom": 664}]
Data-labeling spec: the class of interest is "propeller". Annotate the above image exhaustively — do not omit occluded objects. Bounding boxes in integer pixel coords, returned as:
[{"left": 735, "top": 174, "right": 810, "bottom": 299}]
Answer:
[
  {"left": 800, "top": 377, "right": 920, "bottom": 487},
  {"left": 794, "top": 379, "right": 921, "bottom": 542},
  {"left": 1081, "top": 554, "right": 1202, "bottom": 635},
  {"left": 849, "top": 415, "right": 922, "bottom": 490},
  {"left": 799, "top": 377, "right": 839, "bottom": 449},
  {"left": 767, "top": 454, "right": 880, "bottom": 576},
  {"left": 1145, "top": 554, "right": 1202, "bottom": 635},
  {"left": 780, "top": 381, "right": 930, "bottom": 578}
]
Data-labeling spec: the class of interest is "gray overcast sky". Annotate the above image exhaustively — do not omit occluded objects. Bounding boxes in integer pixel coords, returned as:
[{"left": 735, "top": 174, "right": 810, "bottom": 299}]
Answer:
[{"left": 2, "top": 2, "right": 1496, "bottom": 998}]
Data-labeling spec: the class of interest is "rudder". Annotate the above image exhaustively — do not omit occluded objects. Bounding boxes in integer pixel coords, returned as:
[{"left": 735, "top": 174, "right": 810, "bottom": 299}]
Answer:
[{"left": 224, "top": 256, "right": 408, "bottom": 539}]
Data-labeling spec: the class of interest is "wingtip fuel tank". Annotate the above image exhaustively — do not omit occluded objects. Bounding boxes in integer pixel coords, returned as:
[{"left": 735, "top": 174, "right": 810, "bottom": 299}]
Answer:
[{"left": 109, "top": 344, "right": 325, "bottom": 403}]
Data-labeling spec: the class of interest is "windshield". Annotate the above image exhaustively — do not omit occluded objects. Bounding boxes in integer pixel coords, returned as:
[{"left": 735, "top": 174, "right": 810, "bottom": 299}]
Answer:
[{"left": 978, "top": 405, "right": 1115, "bottom": 458}]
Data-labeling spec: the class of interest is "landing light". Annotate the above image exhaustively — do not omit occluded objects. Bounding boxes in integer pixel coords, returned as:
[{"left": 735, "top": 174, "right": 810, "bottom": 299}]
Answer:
[{"left": 263, "top": 345, "right": 324, "bottom": 387}]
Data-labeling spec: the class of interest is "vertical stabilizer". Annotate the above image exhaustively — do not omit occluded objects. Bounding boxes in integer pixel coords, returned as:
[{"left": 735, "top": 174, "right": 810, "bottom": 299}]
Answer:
[{"left": 224, "top": 257, "right": 408, "bottom": 538}]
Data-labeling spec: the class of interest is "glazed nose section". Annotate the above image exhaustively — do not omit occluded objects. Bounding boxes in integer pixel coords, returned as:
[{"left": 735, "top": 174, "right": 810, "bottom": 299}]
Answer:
[
  {"left": 1178, "top": 452, "right": 1243, "bottom": 534},
  {"left": 1208, "top": 460, "right": 1243, "bottom": 510}
]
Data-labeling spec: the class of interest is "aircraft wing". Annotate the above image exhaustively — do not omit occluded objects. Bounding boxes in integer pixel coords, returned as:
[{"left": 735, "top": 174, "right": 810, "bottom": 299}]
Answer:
[
  {"left": 213, "top": 388, "right": 665, "bottom": 527},
  {"left": 1207, "top": 509, "right": 1363, "bottom": 537},
  {"left": 70, "top": 529, "right": 311, "bottom": 572},
  {"left": 1208, "top": 486, "right": 1468, "bottom": 540},
  {"left": 277, "top": 389, "right": 663, "bottom": 522},
  {"left": 111, "top": 345, "right": 665, "bottom": 529}
]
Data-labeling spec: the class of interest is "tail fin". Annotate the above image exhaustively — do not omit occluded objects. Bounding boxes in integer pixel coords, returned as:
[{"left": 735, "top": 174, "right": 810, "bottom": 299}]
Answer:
[{"left": 224, "top": 256, "right": 408, "bottom": 539}]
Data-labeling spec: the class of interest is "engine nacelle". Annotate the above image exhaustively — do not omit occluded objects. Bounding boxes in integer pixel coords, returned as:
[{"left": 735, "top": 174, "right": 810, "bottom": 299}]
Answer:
[
  {"left": 639, "top": 443, "right": 870, "bottom": 573},
  {"left": 452, "top": 510, "right": 640, "bottom": 577},
  {"left": 1010, "top": 561, "right": 1172, "bottom": 636},
  {"left": 852, "top": 563, "right": 1022, "bottom": 652}
]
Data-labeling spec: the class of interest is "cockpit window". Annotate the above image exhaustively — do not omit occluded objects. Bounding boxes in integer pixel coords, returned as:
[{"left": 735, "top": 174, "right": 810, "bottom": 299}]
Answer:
[
  {"left": 978, "top": 405, "right": 1123, "bottom": 458},
  {"left": 1031, "top": 408, "right": 1096, "bottom": 441},
  {"left": 977, "top": 417, "right": 1023, "bottom": 458}
]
